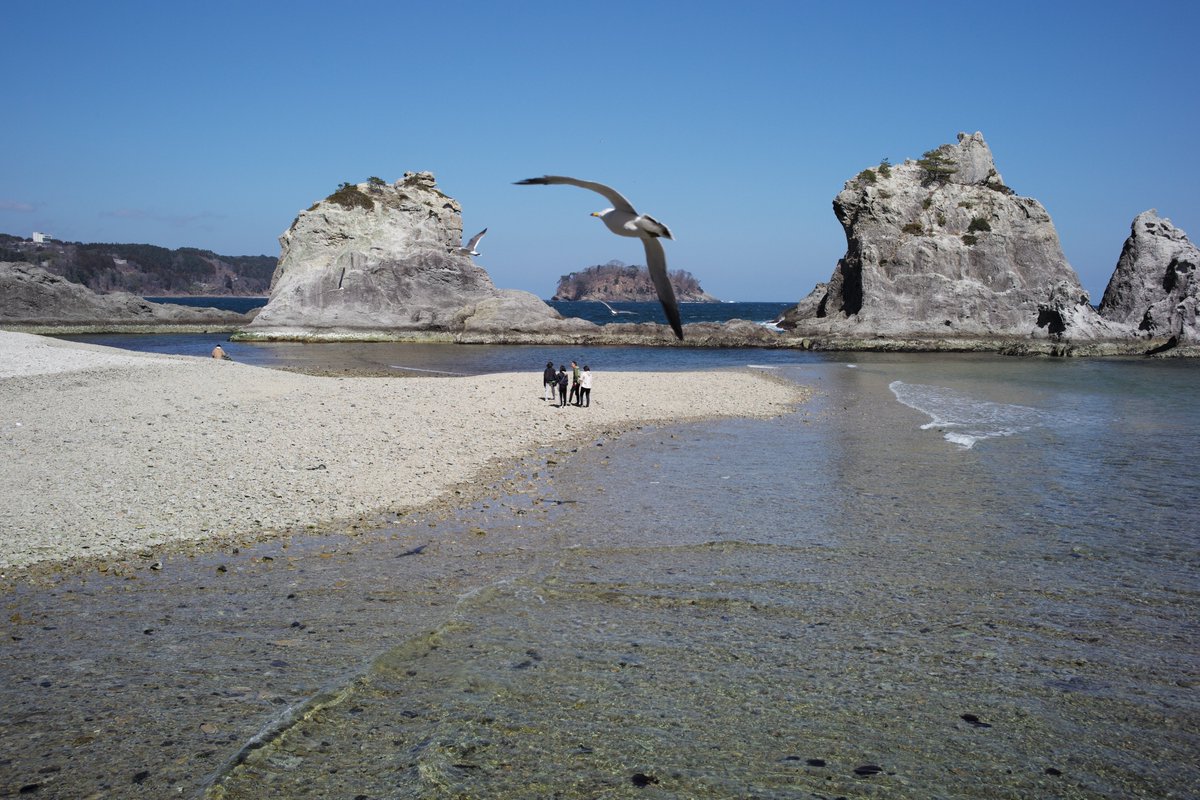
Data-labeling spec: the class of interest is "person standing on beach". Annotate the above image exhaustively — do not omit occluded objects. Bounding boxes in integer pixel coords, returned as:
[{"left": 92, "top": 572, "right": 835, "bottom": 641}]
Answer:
[
  {"left": 569, "top": 361, "right": 581, "bottom": 406},
  {"left": 579, "top": 365, "right": 593, "bottom": 407},
  {"left": 542, "top": 361, "right": 557, "bottom": 402},
  {"left": 556, "top": 365, "right": 569, "bottom": 408}
]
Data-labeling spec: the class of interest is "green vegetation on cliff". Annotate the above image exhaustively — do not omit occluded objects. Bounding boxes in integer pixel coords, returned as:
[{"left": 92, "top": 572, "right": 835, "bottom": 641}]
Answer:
[
  {"left": 326, "top": 182, "right": 376, "bottom": 211},
  {"left": 0, "top": 233, "right": 274, "bottom": 295}
]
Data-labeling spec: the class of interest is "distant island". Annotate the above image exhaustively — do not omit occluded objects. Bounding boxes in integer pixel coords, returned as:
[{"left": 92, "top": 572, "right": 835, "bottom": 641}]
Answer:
[
  {"left": 0, "top": 233, "right": 274, "bottom": 296},
  {"left": 552, "top": 260, "right": 720, "bottom": 302}
]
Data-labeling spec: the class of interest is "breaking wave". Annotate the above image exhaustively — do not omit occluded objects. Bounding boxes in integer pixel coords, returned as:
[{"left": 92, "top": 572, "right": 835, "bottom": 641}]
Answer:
[{"left": 889, "top": 380, "right": 1049, "bottom": 448}]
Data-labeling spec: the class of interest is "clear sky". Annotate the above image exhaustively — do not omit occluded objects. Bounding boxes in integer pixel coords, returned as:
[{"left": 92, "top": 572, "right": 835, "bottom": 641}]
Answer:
[{"left": 2, "top": 1, "right": 1196, "bottom": 301}]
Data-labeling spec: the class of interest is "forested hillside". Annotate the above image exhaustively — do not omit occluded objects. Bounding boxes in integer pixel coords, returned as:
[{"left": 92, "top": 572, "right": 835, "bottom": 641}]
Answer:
[
  {"left": 552, "top": 260, "right": 719, "bottom": 302},
  {"left": 0, "top": 233, "right": 274, "bottom": 295}
]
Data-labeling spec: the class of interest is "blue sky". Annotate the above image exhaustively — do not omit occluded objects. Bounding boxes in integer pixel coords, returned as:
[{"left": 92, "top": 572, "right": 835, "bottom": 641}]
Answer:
[{"left": 2, "top": 1, "right": 1196, "bottom": 301}]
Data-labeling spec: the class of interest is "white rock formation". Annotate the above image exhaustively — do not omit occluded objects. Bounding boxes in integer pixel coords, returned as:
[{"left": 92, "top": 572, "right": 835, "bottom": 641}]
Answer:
[
  {"left": 1098, "top": 210, "right": 1198, "bottom": 342},
  {"left": 244, "top": 172, "right": 589, "bottom": 338},
  {"left": 780, "top": 132, "right": 1127, "bottom": 340}
]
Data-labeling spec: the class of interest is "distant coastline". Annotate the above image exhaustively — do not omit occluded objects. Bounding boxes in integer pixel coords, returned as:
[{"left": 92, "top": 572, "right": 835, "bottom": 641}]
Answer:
[{"left": 0, "top": 233, "right": 275, "bottom": 296}]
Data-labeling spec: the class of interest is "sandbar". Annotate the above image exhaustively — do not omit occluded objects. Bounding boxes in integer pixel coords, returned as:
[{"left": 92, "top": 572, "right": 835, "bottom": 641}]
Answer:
[{"left": 0, "top": 331, "right": 806, "bottom": 572}]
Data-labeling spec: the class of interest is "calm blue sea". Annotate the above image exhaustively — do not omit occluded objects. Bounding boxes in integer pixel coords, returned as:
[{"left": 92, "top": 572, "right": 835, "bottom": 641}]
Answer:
[
  {"left": 144, "top": 295, "right": 270, "bottom": 315},
  {"left": 548, "top": 299, "right": 791, "bottom": 328},
  {"left": 143, "top": 296, "right": 791, "bottom": 328},
  {"left": 40, "top": 309, "right": 1200, "bottom": 797}
]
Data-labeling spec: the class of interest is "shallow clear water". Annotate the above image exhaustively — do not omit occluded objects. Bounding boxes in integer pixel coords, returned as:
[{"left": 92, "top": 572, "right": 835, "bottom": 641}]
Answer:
[
  {"left": 3, "top": 350, "right": 1196, "bottom": 798},
  {"left": 201, "top": 354, "right": 1199, "bottom": 799},
  {"left": 56, "top": 333, "right": 816, "bottom": 376},
  {"left": 61, "top": 299, "right": 795, "bottom": 376}
]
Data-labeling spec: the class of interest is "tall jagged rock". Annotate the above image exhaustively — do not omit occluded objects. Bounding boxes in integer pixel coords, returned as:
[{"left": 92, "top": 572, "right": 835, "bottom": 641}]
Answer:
[
  {"left": 779, "top": 132, "right": 1124, "bottom": 340},
  {"left": 244, "top": 172, "right": 588, "bottom": 338},
  {"left": 1098, "top": 210, "right": 1198, "bottom": 342}
]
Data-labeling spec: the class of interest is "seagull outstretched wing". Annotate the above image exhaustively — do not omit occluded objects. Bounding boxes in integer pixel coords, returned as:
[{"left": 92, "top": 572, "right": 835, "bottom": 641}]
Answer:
[
  {"left": 517, "top": 174, "right": 683, "bottom": 340},
  {"left": 465, "top": 228, "right": 487, "bottom": 252},
  {"left": 515, "top": 176, "right": 637, "bottom": 215}
]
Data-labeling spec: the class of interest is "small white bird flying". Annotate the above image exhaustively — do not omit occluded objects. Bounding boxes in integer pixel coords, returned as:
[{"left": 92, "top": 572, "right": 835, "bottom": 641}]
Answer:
[
  {"left": 598, "top": 300, "right": 634, "bottom": 316},
  {"left": 515, "top": 175, "right": 683, "bottom": 339},
  {"left": 453, "top": 228, "right": 488, "bottom": 257}
]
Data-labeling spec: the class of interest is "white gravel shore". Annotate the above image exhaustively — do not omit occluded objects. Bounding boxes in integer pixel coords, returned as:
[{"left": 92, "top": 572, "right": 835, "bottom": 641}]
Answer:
[{"left": 0, "top": 331, "right": 805, "bottom": 571}]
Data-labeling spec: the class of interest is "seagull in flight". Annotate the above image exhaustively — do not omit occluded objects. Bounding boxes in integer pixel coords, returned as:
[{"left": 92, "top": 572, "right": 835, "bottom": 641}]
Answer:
[
  {"left": 453, "top": 228, "right": 488, "bottom": 257},
  {"left": 598, "top": 300, "right": 634, "bottom": 316},
  {"left": 515, "top": 175, "right": 683, "bottom": 339}
]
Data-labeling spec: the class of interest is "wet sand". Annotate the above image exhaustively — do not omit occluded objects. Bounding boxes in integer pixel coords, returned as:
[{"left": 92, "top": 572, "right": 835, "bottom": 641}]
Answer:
[{"left": 1, "top": 448, "right": 595, "bottom": 798}]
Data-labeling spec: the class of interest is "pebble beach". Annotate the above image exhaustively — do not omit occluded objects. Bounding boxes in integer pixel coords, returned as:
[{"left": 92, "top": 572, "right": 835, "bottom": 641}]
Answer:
[{"left": 0, "top": 331, "right": 805, "bottom": 573}]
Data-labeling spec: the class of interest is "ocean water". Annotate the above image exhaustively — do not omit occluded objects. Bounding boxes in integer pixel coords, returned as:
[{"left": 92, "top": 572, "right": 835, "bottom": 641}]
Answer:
[
  {"left": 55, "top": 332, "right": 813, "bottom": 376},
  {"left": 5, "top": 342, "right": 1197, "bottom": 798},
  {"left": 144, "top": 296, "right": 270, "bottom": 315},
  {"left": 65, "top": 299, "right": 793, "bottom": 376},
  {"left": 136, "top": 297, "right": 790, "bottom": 329},
  {"left": 547, "top": 300, "right": 792, "bottom": 328},
  {"left": 201, "top": 353, "right": 1196, "bottom": 798}
]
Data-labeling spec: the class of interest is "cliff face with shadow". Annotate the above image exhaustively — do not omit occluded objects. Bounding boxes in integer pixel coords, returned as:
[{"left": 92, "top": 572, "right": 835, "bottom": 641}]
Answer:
[
  {"left": 779, "top": 132, "right": 1128, "bottom": 342},
  {"left": 1098, "top": 210, "right": 1198, "bottom": 343},
  {"left": 0, "top": 261, "right": 251, "bottom": 330}
]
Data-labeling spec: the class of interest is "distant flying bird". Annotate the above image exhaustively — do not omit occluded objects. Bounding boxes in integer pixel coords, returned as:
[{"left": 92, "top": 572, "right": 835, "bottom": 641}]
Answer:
[
  {"left": 598, "top": 300, "right": 634, "bottom": 316},
  {"left": 515, "top": 175, "right": 683, "bottom": 339},
  {"left": 453, "top": 228, "right": 487, "bottom": 257}
]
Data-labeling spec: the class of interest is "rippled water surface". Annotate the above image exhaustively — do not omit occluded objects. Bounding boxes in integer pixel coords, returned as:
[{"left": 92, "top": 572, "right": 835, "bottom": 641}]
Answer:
[
  {"left": 3, "top": 353, "right": 1197, "bottom": 799},
  {"left": 207, "top": 355, "right": 1199, "bottom": 798}
]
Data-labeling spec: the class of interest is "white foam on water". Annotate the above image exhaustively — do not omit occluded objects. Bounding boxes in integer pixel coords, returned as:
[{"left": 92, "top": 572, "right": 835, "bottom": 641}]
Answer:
[
  {"left": 944, "top": 431, "right": 986, "bottom": 448},
  {"left": 745, "top": 364, "right": 778, "bottom": 370},
  {"left": 889, "top": 380, "right": 1046, "bottom": 449}
]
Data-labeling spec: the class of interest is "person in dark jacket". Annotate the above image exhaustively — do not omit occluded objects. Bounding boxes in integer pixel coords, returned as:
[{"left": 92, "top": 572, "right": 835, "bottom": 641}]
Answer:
[
  {"left": 569, "top": 361, "right": 582, "bottom": 405},
  {"left": 556, "top": 366, "right": 569, "bottom": 408},
  {"left": 542, "top": 361, "right": 557, "bottom": 402}
]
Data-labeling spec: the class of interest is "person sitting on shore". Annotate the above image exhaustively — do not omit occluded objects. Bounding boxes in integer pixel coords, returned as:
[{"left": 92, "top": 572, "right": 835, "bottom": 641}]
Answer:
[{"left": 211, "top": 345, "right": 232, "bottom": 361}]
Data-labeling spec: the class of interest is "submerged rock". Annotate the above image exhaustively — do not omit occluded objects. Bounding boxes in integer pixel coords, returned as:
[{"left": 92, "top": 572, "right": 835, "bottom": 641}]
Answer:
[
  {"left": 778, "top": 132, "right": 1127, "bottom": 342},
  {"left": 1098, "top": 210, "right": 1199, "bottom": 342},
  {"left": 241, "top": 172, "right": 593, "bottom": 340}
]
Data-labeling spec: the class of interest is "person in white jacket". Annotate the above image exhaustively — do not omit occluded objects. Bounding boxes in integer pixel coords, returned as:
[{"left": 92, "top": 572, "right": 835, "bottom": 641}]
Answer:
[{"left": 579, "top": 365, "right": 593, "bottom": 407}]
